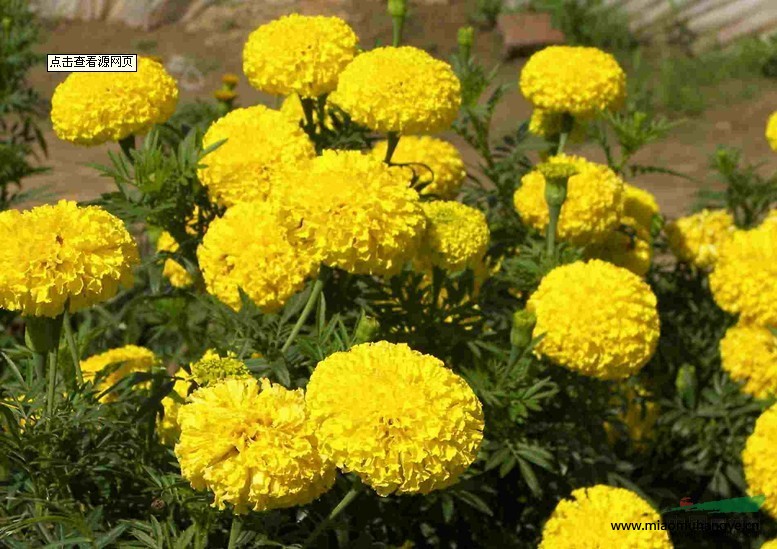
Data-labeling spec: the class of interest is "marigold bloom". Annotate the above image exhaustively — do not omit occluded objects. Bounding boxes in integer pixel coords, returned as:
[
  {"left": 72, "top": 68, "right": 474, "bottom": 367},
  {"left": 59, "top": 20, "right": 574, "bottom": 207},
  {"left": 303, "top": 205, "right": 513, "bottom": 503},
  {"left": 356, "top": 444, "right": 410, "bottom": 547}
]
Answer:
[
  {"left": 767, "top": 112, "right": 777, "bottom": 151},
  {"left": 190, "top": 350, "right": 251, "bottom": 386},
  {"left": 418, "top": 201, "right": 489, "bottom": 272},
  {"left": 623, "top": 184, "right": 659, "bottom": 231},
  {"left": 709, "top": 223, "right": 777, "bottom": 326},
  {"left": 371, "top": 136, "right": 467, "bottom": 199},
  {"left": 666, "top": 209, "right": 735, "bottom": 269},
  {"left": 197, "top": 201, "right": 317, "bottom": 312},
  {"left": 762, "top": 540, "right": 777, "bottom": 549},
  {"left": 306, "top": 341, "right": 484, "bottom": 496},
  {"left": 720, "top": 321, "right": 777, "bottom": 400},
  {"left": 198, "top": 105, "right": 315, "bottom": 207},
  {"left": 514, "top": 155, "right": 624, "bottom": 246},
  {"left": 243, "top": 14, "right": 358, "bottom": 98},
  {"left": 51, "top": 57, "right": 178, "bottom": 145},
  {"left": 157, "top": 232, "right": 193, "bottom": 289},
  {"left": 743, "top": 403, "right": 777, "bottom": 518},
  {"left": 330, "top": 47, "right": 461, "bottom": 134},
  {"left": 520, "top": 46, "right": 626, "bottom": 119},
  {"left": 527, "top": 260, "right": 659, "bottom": 380},
  {"left": 81, "top": 345, "right": 158, "bottom": 401},
  {"left": 176, "top": 378, "right": 335, "bottom": 513},
  {"left": 586, "top": 217, "right": 652, "bottom": 277},
  {"left": 539, "top": 485, "right": 671, "bottom": 548},
  {"left": 0, "top": 200, "right": 139, "bottom": 318},
  {"left": 271, "top": 150, "right": 425, "bottom": 276}
]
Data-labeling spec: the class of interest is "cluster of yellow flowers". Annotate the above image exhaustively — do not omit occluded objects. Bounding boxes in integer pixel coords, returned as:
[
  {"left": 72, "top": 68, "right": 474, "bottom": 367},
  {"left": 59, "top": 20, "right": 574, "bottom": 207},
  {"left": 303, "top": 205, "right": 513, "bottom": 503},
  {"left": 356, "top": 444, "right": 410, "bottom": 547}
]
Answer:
[
  {"left": 306, "top": 341, "right": 484, "bottom": 495},
  {"left": 189, "top": 349, "right": 251, "bottom": 386},
  {"left": 514, "top": 154, "right": 625, "bottom": 247},
  {"left": 0, "top": 200, "right": 139, "bottom": 318},
  {"left": 80, "top": 345, "right": 159, "bottom": 402},
  {"left": 666, "top": 209, "right": 735, "bottom": 269},
  {"left": 418, "top": 201, "right": 490, "bottom": 272},
  {"left": 51, "top": 57, "right": 178, "bottom": 145},
  {"left": 743, "top": 403, "right": 777, "bottom": 518},
  {"left": 539, "top": 485, "right": 672, "bottom": 548},
  {"left": 720, "top": 323, "right": 777, "bottom": 400},
  {"left": 527, "top": 260, "right": 660, "bottom": 380}
]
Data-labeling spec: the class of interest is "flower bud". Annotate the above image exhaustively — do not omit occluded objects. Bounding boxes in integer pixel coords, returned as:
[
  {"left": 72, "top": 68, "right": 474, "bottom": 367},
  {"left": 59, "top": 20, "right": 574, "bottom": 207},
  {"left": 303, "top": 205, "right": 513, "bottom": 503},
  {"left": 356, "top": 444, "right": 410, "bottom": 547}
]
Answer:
[
  {"left": 510, "top": 309, "right": 536, "bottom": 350},
  {"left": 388, "top": 0, "right": 407, "bottom": 18},
  {"left": 354, "top": 315, "right": 380, "bottom": 344},
  {"left": 675, "top": 363, "right": 698, "bottom": 408},
  {"left": 458, "top": 26, "right": 474, "bottom": 58}
]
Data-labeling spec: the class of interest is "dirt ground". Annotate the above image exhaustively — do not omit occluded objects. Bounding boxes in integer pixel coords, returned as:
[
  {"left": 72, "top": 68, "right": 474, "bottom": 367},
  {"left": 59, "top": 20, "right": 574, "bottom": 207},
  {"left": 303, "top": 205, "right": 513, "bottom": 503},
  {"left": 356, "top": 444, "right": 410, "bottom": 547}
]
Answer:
[{"left": 23, "top": 4, "right": 777, "bottom": 218}]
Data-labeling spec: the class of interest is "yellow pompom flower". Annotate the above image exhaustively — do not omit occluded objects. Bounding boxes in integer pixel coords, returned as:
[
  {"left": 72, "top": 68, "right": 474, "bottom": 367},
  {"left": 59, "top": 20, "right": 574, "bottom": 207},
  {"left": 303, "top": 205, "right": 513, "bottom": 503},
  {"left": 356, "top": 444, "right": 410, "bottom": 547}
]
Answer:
[
  {"left": 586, "top": 217, "right": 652, "bottom": 277},
  {"left": 198, "top": 105, "right": 315, "bottom": 207},
  {"left": 81, "top": 345, "right": 159, "bottom": 401},
  {"left": 665, "top": 209, "right": 735, "bottom": 269},
  {"left": 520, "top": 46, "right": 626, "bottom": 119},
  {"left": 514, "top": 155, "right": 624, "bottom": 246},
  {"left": 418, "top": 201, "right": 489, "bottom": 272},
  {"left": 539, "top": 485, "right": 671, "bottom": 549},
  {"left": 271, "top": 150, "right": 425, "bottom": 276},
  {"left": 743, "top": 403, "right": 777, "bottom": 518},
  {"left": 156, "top": 232, "right": 193, "bottom": 289},
  {"left": 720, "top": 321, "right": 777, "bottom": 400},
  {"left": 527, "top": 260, "right": 659, "bottom": 380},
  {"left": 157, "top": 376, "right": 193, "bottom": 446},
  {"left": 709, "top": 223, "right": 777, "bottom": 326},
  {"left": 243, "top": 14, "right": 358, "bottom": 98},
  {"left": 51, "top": 57, "right": 178, "bottom": 146},
  {"left": 623, "top": 184, "right": 660, "bottom": 231},
  {"left": 306, "top": 341, "right": 484, "bottom": 496},
  {"left": 761, "top": 540, "right": 777, "bottom": 549},
  {"left": 0, "top": 200, "right": 139, "bottom": 318},
  {"left": 197, "top": 201, "right": 317, "bottom": 313},
  {"left": 189, "top": 350, "right": 251, "bottom": 386},
  {"left": 371, "top": 136, "right": 467, "bottom": 199},
  {"left": 330, "top": 46, "right": 461, "bottom": 134},
  {"left": 767, "top": 112, "right": 777, "bottom": 151},
  {"left": 175, "top": 377, "right": 335, "bottom": 513}
]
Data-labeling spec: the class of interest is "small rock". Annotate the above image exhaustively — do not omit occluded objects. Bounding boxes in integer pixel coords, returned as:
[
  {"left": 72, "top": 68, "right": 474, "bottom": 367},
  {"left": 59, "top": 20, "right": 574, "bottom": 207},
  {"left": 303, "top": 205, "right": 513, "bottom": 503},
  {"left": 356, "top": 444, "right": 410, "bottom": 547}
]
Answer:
[{"left": 497, "top": 12, "right": 565, "bottom": 58}]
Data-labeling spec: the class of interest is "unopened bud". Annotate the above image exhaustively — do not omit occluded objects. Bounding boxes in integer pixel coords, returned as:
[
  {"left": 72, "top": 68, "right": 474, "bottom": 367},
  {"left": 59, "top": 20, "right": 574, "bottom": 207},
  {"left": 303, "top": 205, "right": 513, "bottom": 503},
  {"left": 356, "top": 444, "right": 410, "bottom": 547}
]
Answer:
[
  {"left": 354, "top": 315, "right": 380, "bottom": 344},
  {"left": 510, "top": 309, "right": 536, "bottom": 350},
  {"left": 675, "top": 363, "right": 698, "bottom": 409},
  {"left": 388, "top": 0, "right": 407, "bottom": 18},
  {"left": 458, "top": 26, "right": 474, "bottom": 56}
]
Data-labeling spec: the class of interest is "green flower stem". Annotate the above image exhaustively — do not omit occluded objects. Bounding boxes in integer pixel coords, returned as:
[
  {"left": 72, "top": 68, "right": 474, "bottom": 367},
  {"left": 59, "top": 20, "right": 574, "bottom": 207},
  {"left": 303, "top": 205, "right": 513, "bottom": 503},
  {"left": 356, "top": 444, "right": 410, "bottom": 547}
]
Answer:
[
  {"left": 63, "top": 312, "right": 82, "bottom": 385},
  {"left": 281, "top": 274, "right": 326, "bottom": 354},
  {"left": 392, "top": 16, "right": 405, "bottom": 47},
  {"left": 118, "top": 134, "right": 136, "bottom": 160},
  {"left": 316, "top": 94, "right": 328, "bottom": 135},
  {"left": 555, "top": 113, "right": 574, "bottom": 156},
  {"left": 302, "top": 487, "right": 360, "bottom": 548},
  {"left": 300, "top": 96, "right": 317, "bottom": 137},
  {"left": 388, "top": 0, "right": 407, "bottom": 47},
  {"left": 227, "top": 514, "right": 242, "bottom": 549},
  {"left": 32, "top": 352, "right": 46, "bottom": 383},
  {"left": 546, "top": 202, "right": 562, "bottom": 256},
  {"left": 384, "top": 132, "right": 401, "bottom": 164},
  {"left": 45, "top": 348, "right": 58, "bottom": 416}
]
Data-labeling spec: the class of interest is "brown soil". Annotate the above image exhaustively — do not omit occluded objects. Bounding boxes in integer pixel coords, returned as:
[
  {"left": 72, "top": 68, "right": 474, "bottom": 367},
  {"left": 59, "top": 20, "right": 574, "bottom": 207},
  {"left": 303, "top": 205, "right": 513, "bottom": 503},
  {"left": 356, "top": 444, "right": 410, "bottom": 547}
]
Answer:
[{"left": 23, "top": 4, "right": 777, "bottom": 218}]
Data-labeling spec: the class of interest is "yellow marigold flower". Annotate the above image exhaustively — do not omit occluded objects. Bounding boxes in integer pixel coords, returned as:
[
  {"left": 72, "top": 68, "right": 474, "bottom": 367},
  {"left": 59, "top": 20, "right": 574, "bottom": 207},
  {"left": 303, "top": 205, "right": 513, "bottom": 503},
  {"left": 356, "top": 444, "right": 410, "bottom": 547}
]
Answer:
[
  {"left": 0, "top": 200, "right": 139, "bottom": 318},
  {"left": 665, "top": 209, "right": 735, "bottom": 269},
  {"left": 527, "top": 260, "right": 659, "bottom": 380},
  {"left": 280, "top": 94, "right": 333, "bottom": 130},
  {"left": 157, "top": 376, "right": 193, "bottom": 446},
  {"left": 371, "top": 136, "right": 467, "bottom": 199},
  {"left": 51, "top": 57, "right": 178, "bottom": 146},
  {"left": 761, "top": 208, "right": 777, "bottom": 228},
  {"left": 528, "top": 108, "right": 587, "bottom": 141},
  {"left": 520, "top": 46, "right": 626, "bottom": 119},
  {"left": 175, "top": 377, "right": 335, "bottom": 513},
  {"left": 197, "top": 201, "right": 317, "bottom": 313},
  {"left": 198, "top": 105, "right": 315, "bottom": 207},
  {"left": 623, "top": 183, "right": 659, "bottom": 231},
  {"left": 762, "top": 540, "right": 777, "bottom": 549},
  {"left": 190, "top": 351, "right": 251, "bottom": 386},
  {"left": 81, "top": 345, "right": 159, "bottom": 402},
  {"left": 586, "top": 217, "right": 652, "bottom": 277},
  {"left": 157, "top": 232, "right": 193, "bottom": 289},
  {"left": 743, "top": 403, "right": 777, "bottom": 518},
  {"left": 767, "top": 112, "right": 777, "bottom": 151},
  {"left": 330, "top": 46, "right": 461, "bottom": 134},
  {"left": 720, "top": 321, "right": 777, "bottom": 400},
  {"left": 306, "top": 341, "right": 484, "bottom": 496},
  {"left": 514, "top": 155, "right": 625, "bottom": 246},
  {"left": 271, "top": 150, "right": 425, "bottom": 276},
  {"left": 539, "top": 485, "right": 671, "bottom": 548},
  {"left": 243, "top": 14, "right": 357, "bottom": 98},
  {"left": 709, "top": 223, "right": 777, "bottom": 326},
  {"left": 418, "top": 201, "right": 489, "bottom": 272}
]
